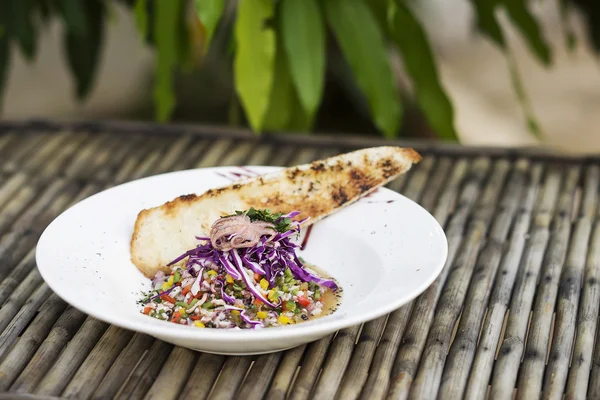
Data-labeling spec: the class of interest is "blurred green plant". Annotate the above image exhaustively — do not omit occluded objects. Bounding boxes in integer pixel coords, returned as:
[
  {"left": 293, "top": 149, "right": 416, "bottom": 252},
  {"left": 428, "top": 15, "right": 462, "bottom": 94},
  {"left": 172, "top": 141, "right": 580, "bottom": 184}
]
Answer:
[{"left": 0, "top": 0, "right": 592, "bottom": 140}]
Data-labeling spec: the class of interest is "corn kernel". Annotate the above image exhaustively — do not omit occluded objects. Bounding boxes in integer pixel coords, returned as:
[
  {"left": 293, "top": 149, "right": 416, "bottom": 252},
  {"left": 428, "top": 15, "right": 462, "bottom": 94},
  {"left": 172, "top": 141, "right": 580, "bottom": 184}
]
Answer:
[
  {"left": 260, "top": 278, "right": 269, "bottom": 290},
  {"left": 194, "top": 321, "right": 205, "bottom": 328},
  {"left": 225, "top": 274, "right": 234, "bottom": 284},
  {"left": 257, "top": 311, "right": 267, "bottom": 319},
  {"left": 278, "top": 315, "right": 290, "bottom": 324}
]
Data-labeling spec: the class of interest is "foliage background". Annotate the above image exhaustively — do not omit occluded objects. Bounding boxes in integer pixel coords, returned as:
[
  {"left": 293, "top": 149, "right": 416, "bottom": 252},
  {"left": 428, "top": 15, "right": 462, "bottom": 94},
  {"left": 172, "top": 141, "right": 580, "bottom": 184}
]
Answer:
[{"left": 0, "top": 0, "right": 598, "bottom": 146}]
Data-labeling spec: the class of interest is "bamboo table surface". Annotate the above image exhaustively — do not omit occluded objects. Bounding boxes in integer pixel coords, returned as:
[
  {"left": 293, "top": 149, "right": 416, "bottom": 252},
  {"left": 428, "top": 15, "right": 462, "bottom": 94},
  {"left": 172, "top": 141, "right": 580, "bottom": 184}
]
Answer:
[{"left": 0, "top": 120, "right": 599, "bottom": 400}]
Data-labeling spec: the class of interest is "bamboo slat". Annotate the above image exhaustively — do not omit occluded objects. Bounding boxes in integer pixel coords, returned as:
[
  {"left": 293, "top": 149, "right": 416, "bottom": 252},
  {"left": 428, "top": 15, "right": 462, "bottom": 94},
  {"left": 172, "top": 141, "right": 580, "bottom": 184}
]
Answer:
[
  {"left": 490, "top": 165, "right": 575, "bottom": 399},
  {"left": 464, "top": 163, "right": 544, "bottom": 399},
  {"left": 408, "top": 159, "right": 510, "bottom": 400},
  {"left": 237, "top": 352, "right": 282, "bottom": 400},
  {"left": 586, "top": 223, "right": 600, "bottom": 399},
  {"left": 439, "top": 159, "right": 531, "bottom": 399},
  {"left": 0, "top": 124, "right": 597, "bottom": 400},
  {"left": 266, "top": 345, "right": 306, "bottom": 400},
  {"left": 115, "top": 340, "right": 173, "bottom": 400},
  {"left": 207, "top": 356, "right": 254, "bottom": 400},
  {"left": 35, "top": 318, "right": 109, "bottom": 396},
  {"left": 92, "top": 333, "right": 155, "bottom": 400},
  {"left": 143, "top": 346, "right": 197, "bottom": 400},
  {"left": 0, "top": 283, "right": 53, "bottom": 360},
  {"left": 312, "top": 325, "right": 361, "bottom": 400},
  {"left": 61, "top": 326, "right": 134, "bottom": 399},
  {"left": 540, "top": 167, "right": 596, "bottom": 399},
  {"left": 288, "top": 335, "right": 333, "bottom": 400},
  {"left": 515, "top": 166, "right": 581, "bottom": 399},
  {"left": 0, "top": 294, "right": 67, "bottom": 390},
  {"left": 11, "top": 307, "right": 87, "bottom": 393},
  {"left": 178, "top": 352, "right": 226, "bottom": 400}
]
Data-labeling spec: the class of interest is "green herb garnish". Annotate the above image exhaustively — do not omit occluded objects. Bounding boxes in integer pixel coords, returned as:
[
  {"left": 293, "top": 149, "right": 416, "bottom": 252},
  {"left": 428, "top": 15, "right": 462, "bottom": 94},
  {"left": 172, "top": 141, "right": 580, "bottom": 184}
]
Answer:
[
  {"left": 137, "top": 290, "right": 159, "bottom": 305},
  {"left": 230, "top": 208, "right": 293, "bottom": 233}
]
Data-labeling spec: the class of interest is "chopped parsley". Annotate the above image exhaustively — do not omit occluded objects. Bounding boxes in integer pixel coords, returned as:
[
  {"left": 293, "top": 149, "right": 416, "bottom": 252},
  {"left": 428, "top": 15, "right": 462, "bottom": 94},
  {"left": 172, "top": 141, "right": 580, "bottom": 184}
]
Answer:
[{"left": 230, "top": 207, "right": 293, "bottom": 233}]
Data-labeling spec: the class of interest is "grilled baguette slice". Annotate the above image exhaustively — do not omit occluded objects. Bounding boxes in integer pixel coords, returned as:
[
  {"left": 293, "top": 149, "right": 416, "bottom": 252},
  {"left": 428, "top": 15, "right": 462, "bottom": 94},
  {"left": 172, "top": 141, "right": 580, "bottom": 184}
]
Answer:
[{"left": 131, "top": 146, "right": 421, "bottom": 278}]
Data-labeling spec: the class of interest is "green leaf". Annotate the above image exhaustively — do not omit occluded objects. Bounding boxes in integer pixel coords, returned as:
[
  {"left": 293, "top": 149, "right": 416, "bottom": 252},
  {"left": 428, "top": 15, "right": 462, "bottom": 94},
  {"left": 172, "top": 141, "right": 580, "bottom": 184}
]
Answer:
[
  {"left": 280, "top": 0, "right": 325, "bottom": 119},
  {"left": 506, "top": 52, "right": 540, "bottom": 137},
  {"left": 0, "top": 30, "right": 9, "bottom": 109},
  {"left": 470, "top": 0, "right": 505, "bottom": 46},
  {"left": 195, "top": 0, "right": 225, "bottom": 51},
  {"left": 11, "top": 0, "right": 37, "bottom": 59},
  {"left": 470, "top": 0, "right": 543, "bottom": 137},
  {"left": 286, "top": 90, "right": 312, "bottom": 132},
  {"left": 389, "top": 2, "right": 457, "bottom": 141},
  {"left": 39, "top": 0, "right": 55, "bottom": 22},
  {"left": 134, "top": 0, "right": 149, "bottom": 39},
  {"left": 325, "top": 0, "right": 402, "bottom": 138},
  {"left": 571, "top": 1, "right": 600, "bottom": 52},
  {"left": 263, "top": 43, "right": 293, "bottom": 131},
  {"left": 58, "top": 0, "right": 88, "bottom": 36},
  {"left": 502, "top": 0, "right": 552, "bottom": 65},
  {"left": 234, "top": 0, "right": 276, "bottom": 132},
  {"left": 559, "top": 0, "right": 577, "bottom": 51},
  {"left": 153, "top": 0, "right": 183, "bottom": 121},
  {"left": 62, "top": 0, "right": 106, "bottom": 99}
]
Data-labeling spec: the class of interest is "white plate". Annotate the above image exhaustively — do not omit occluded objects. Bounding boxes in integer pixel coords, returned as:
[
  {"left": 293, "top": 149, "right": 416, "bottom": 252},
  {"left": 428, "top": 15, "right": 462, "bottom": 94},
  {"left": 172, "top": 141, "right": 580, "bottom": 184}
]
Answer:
[{"left": 36, "top": 166, "right": 447, "bottom": 355}]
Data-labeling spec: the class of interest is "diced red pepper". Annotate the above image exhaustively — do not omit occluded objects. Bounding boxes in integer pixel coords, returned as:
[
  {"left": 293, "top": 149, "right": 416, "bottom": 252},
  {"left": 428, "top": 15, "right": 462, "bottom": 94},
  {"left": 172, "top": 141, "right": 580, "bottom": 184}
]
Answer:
[
  {"left": 172, "top": 311, "right": 181, "bottom": 323},
  {"left": 253, "top": 298, "right": 262, "bottom": 306},
  {"left": 297, "top": 296, "right": 310, "bottom": 307},
  {"left": 190, "top": 314, "right": 200, "bottom": 321},
  {"left": 254, "top": 272, "right": 262, "bottom": 282},
  {"left": 143, "top": 307, "right": 152, "bottom": 315},
  {"left": 160, "top": 294, "right": 176, "bottom": 304}
]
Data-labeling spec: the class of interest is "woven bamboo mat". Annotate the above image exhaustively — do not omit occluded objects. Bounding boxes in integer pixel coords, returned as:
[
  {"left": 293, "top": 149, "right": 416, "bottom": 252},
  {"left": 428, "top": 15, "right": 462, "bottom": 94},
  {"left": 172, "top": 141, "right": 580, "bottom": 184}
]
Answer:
[{"left": 0, "top": 121, "right": 599, "bottom": 400}]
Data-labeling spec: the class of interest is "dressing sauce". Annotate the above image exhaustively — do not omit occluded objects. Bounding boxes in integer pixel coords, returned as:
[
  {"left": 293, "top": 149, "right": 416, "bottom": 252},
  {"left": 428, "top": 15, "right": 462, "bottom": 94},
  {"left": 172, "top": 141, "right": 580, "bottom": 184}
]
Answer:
[{"left": 303, "top": 262, "right": 343, "bottom": 320}]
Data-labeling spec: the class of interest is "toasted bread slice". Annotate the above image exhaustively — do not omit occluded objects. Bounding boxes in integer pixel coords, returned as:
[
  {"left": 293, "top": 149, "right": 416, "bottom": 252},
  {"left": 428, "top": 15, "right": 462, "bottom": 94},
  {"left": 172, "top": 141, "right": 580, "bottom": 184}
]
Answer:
[{"left": 130, "top": 146, "right": 421, "bottom": 277}]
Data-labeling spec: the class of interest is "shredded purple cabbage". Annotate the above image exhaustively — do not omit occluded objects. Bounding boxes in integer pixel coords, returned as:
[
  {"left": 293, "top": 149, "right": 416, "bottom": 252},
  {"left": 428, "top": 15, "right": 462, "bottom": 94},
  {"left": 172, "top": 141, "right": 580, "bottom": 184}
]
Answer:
[
  {"left": 241, "top": 311, "right": 262, "bottom": 328},
  {"left": 172, "top": 215, "right": 337, "bottom": 288},
  {"left": 146, "top": 284, "right": 176, "bottom": 302}
]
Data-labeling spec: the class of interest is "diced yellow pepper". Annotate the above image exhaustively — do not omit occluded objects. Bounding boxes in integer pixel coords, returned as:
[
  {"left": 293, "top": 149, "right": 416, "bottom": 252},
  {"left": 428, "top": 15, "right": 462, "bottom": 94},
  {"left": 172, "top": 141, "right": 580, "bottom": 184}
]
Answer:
[
  {"left": 161, "top": 275, "right": 175, "bottom": 291},
  {"left": 207, "top": 270, "right": 217, "bottom": 277},
  {"left": 225, "top": 274, "right": 234, "bottom": 284},
  {"left": 257, "top": 311, "right": 267, "bottom": 319},
  {"left": 278, "top": 314, "right": 291, "bottom": 324},
  {"left": 194, "top": 321, "right": 205, "bottom": 328},
  {"left": 260, "top": 278, "right": 269, "bottom": 290},
  {"left": 268, "top": 290, "right": 278, "bottom": 302},
  {"left": 231, "top": 310, "right": 240, "bottom": 316}
]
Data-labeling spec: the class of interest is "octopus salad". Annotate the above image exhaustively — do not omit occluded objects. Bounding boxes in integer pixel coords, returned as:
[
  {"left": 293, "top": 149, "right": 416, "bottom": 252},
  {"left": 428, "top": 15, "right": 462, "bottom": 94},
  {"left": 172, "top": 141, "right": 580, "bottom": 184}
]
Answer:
[{"left": 138, "top": 208, "right": 341, "bottom": 329}]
